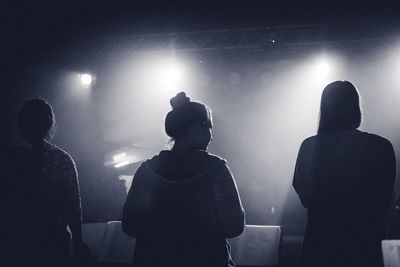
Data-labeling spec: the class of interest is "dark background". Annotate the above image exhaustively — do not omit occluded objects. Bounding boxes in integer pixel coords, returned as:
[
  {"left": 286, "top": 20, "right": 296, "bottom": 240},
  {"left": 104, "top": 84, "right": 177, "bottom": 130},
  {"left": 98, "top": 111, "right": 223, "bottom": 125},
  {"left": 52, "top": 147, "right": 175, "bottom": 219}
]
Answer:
[
  {"left": 1, "top": 1, "right": 399, "bottom": 64},
  {"left": 1, "top": 1, "right": 400, "bottom": 240}
]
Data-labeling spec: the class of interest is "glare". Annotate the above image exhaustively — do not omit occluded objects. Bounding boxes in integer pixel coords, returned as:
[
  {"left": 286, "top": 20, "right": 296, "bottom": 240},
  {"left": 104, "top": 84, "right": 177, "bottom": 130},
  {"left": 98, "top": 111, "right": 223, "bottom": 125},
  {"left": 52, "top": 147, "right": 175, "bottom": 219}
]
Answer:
[
  {"left": 79, "top": 73, "right": 93, "bottom": 86},
  {"left": 113, "top": 152, "right": 127, "bottom": 162},
  {"left": 311, "top": 55, "right": 341, "bottom": 87},
  {"left": 314, "top": 60, "right": 331, "bottom": 79},
  {"left": 114, "top": 160, "right": 131, "bottom": 168},
  {"left": 163, "top": 66, "right": 184, "bottom": 84},
  {"left": 158, "top": 60, "right": 186, "bottom": 91}
]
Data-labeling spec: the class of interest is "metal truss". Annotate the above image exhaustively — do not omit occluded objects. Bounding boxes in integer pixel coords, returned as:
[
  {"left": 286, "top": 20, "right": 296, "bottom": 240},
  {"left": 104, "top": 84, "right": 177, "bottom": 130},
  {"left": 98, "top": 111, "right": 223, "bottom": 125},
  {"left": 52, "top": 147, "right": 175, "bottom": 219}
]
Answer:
[{"left": 67, "top": 20, "right": 400, "bottom": 57}]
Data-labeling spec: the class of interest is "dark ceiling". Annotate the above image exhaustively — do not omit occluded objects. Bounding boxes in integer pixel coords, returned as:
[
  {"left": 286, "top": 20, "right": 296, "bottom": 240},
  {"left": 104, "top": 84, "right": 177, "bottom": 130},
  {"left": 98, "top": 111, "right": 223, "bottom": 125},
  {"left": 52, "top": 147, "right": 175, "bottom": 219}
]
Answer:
[{"left": 1, "top": 0, "right": 399, "bottom": 66}]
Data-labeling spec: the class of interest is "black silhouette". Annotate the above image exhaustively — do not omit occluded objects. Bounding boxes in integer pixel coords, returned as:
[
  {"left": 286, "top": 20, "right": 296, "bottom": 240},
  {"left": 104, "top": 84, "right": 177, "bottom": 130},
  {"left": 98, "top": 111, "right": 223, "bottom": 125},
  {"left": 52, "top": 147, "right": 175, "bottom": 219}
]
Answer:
[
  {"left": 0, "top": 99, "right": 88, "bottom": 266},
  {"left": 122, "top": 92, "right": 245, "bottom": 267},
  {"left": 293, "top": 81, "right": 396, "bottom": 267}
]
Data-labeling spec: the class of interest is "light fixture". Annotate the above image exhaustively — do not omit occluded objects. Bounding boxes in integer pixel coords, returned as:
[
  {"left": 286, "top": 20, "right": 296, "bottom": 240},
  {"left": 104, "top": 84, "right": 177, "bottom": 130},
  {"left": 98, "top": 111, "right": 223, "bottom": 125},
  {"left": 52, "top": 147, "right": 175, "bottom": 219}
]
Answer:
[{"left": 79, "top": 73, "right": 93, "bottom": 86}]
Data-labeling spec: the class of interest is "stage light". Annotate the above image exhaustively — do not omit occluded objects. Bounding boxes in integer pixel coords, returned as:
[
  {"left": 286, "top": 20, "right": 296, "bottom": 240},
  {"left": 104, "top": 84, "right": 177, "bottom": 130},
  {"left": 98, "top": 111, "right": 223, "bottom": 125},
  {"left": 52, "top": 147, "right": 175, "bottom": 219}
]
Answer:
[
  {"left": 314, "top": 60, "right": 331, "bottom": 79},
  {"left": 79, "top": 73, "right": 93, "bottom": 86},
  {"left": 113, "top": 152, "right": 127, "bottom": 162},
  {"left": 163, "top": 66, "right": 183, "bottom": 84},
  {"left": 160, "top": 62, "right": 185, "bottom": 90},
  {"left": 115, "top": 160, "right": 131, "bottom": 168},
  {"left": 311, "top": 55, "right": 340, "bottom": 87}
]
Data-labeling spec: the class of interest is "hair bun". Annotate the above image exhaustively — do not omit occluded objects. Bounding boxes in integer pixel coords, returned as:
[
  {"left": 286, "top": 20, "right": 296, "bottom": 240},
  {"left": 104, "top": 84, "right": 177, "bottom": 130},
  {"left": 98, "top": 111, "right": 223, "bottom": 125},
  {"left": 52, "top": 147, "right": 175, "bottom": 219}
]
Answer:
[{"left": 170, "top": 92, "right": 190, "bottom": 109}]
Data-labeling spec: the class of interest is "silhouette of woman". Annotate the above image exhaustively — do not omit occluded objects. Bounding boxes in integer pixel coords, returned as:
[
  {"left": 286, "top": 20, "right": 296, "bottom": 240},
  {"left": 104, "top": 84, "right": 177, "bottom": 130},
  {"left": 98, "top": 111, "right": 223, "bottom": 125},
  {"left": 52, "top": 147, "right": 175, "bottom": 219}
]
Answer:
[
  {"left": 122, "top": 92, "right": 245, "bottom": 267},
  {"left": 293, "top": 81, "right": 396, "bottom": 267},
  {"left": 0, "top": 98, "right": 87, "bottom": 266}
]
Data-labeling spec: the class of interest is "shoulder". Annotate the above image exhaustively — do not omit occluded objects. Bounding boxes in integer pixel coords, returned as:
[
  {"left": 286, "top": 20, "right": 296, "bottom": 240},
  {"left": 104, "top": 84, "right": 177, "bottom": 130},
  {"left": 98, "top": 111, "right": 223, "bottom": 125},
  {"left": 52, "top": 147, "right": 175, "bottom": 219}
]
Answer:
[
  {"left": 201, "top": 152, "right": 231, "bottom": 178},
  {"left": 137, "top": 159, "right": 154, "bottom": 175},
  {"left": 301, "top": 135, "right": 318, "bottom": 145},
  {"left": 205, "top": 152, "right": 227, "bottom": 164},
  {"left": 297, "top": 135, "right": 318, "bottom": 152},
  {"left": 301, "top": 131, "right": 393, "bottom": 147},
  {"left": 46, "top": 143, "right": 77, "bottom": 167},
  {"left": 362, "top": 131, "right": 392, "bottom": 146},
  {"left": 204, "top": 153, "right": 233, "bottom": 180},
  {"left": 352, "top": 131, "right": 393, "bottom": 153},
  {"left": 46, "top": 142, "right": 71, "bottom": 157}
]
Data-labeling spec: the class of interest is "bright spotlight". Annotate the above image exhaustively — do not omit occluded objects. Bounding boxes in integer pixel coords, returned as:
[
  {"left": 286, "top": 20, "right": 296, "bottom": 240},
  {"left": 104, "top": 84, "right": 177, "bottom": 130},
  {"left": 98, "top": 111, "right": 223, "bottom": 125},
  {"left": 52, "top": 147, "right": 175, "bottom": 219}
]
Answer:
[
  {"left": 163, "top": 66, "right": 184, "bottom": 84},
  {"left": 79, "top": 73, "right": 93, "bottom": 86},
  {"left": 158, "top": 60, "right": 185, "bottom": 91},
  {"left": 314, "top": 61, "right": 331, "bottom": 79}
]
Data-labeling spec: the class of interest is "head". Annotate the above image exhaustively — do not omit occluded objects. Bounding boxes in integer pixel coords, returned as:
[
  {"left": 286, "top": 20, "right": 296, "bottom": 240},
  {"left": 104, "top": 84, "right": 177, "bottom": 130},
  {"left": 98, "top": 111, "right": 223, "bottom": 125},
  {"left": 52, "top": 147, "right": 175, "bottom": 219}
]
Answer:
[
  {"left": 165, "top": 92, "right": 213, "bottom": 150},
  {"left": 18, "top": 98, "right": 55, "bottom": 145},
  {"left": 318, "top": 80, "right": 361, "bottom": 134}
]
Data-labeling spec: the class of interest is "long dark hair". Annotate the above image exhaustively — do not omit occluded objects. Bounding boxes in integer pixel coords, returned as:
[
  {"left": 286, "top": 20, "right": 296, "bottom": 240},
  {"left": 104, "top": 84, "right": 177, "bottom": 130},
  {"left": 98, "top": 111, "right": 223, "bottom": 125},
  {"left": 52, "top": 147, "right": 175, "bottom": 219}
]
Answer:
[{"left": 318, "top": 81, "right": 361, "bottom": 134}]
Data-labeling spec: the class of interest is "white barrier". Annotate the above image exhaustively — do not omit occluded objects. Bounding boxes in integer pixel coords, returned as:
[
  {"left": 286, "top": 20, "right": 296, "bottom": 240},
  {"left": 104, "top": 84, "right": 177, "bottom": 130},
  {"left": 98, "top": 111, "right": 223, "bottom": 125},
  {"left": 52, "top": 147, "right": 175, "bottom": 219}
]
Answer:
[
  {"left": 229, "top": 225, "right": 281, "bottom": 266},
  {"left": 382, "top": 240, "right": 400, "bottom": 267},
  {"left": 82, "top": 222, "right": 108, "bottom": 257},
  {"left": 97, "top": 221, "right": 136, "bottom": 263},
  {"left": 82, "top": 222, "right": 281, "bottom": 266}
]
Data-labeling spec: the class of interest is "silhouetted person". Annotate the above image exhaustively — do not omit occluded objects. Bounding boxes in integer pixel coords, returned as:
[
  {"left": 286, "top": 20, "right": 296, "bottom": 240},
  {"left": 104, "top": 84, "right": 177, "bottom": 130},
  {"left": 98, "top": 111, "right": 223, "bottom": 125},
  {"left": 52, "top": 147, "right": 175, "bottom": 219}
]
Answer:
[
  {"left": 122, "top": 92, "right": 245, "bottom": 267},
  {"left": 293, "top": 81, "right": 396, "bottom": 267},
  {"left": 0, "top": 99, "right": 88, "bottom": 266}
]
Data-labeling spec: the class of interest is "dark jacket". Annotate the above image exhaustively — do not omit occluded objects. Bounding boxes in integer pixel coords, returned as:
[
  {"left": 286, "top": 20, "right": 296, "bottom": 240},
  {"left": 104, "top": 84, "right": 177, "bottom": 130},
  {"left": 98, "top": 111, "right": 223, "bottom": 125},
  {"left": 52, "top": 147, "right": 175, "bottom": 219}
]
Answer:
[
  {"left": 293, "top": 130, "right": 396, "bottom": 267},
  {"left": 122, "top": 150, "right": 245, "bottom": 267}
]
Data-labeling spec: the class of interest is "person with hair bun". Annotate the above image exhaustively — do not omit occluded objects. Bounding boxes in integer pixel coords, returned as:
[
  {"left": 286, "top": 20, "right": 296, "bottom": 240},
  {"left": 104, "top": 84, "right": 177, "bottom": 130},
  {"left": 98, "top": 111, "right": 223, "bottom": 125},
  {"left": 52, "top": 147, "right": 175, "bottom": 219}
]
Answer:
[
  {"left": 122, "top": 92, "right": 245, "bottom": 267},
  {"left": 0, "top": 98, "right": 88, "bottom": 266}
]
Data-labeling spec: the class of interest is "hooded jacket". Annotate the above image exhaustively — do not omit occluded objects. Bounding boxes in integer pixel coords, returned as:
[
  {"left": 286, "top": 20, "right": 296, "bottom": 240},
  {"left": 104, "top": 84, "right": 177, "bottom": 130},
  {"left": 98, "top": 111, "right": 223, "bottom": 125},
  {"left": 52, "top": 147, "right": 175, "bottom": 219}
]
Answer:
[{"left": 122, "top": 150, "right": 245, "bottom": 267}]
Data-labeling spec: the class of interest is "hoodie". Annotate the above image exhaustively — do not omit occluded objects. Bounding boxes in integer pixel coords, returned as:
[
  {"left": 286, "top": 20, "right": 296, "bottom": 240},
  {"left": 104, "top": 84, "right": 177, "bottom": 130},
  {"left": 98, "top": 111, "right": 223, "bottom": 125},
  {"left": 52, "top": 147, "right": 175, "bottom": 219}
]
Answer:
[{"left": 122, "top": 150, "right": 245, "bottom": 267}]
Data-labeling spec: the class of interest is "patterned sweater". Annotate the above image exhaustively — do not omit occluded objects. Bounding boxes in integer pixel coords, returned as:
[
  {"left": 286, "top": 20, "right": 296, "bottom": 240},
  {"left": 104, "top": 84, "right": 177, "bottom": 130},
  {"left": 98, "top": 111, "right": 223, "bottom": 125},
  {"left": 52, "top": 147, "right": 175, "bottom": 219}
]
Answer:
[{"left": 0, "top": 141, "right": 82, "bottom": 264}]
